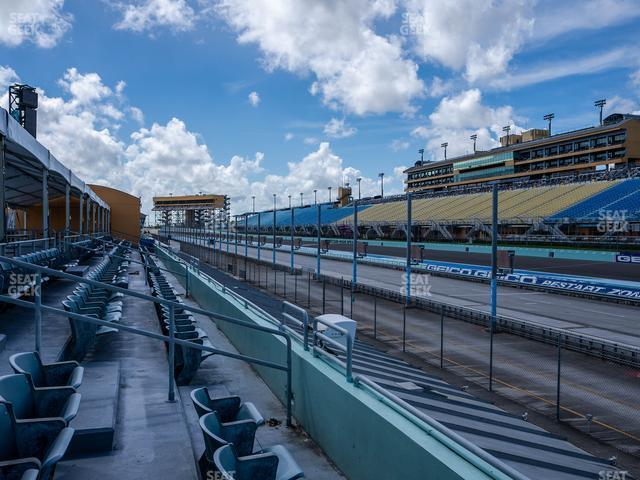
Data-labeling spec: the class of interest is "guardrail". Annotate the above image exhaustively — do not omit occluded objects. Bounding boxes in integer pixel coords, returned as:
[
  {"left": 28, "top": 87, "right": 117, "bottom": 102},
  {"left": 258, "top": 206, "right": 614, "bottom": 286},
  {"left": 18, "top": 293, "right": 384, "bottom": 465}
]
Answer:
[
  {"left": 281, "top": 301, "right": 309, "bottom": 351},
  {"left": 0, "top": 253, "right": 294, "bottom": 426},
  {"left": 0, "top": 237, "right": 57, "bottom": 256}
]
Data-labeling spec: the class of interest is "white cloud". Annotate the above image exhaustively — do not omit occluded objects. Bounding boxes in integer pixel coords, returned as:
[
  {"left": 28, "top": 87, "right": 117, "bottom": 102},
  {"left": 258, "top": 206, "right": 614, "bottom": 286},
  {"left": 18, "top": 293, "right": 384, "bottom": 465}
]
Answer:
[
  {"left": 0, "top": 66, "right": 20, "bottom": 95},
  {"left": 303, "top": 137, "right": 319, "bottom": 145},
  {"left": 412, "top": 89, "right": 524, "bottom": 159},
  {"left": 390, "top": 139, "right": 410, "bottom": 151},
  {"left": 490, "top": 47, "right": 633, "bottom": 90},
  {"left": 323, "top": 118, "right": 357, "bottom": 139},
  {"left": 248, "top": 91, "right": 260, "bottom": 107},
  {"left": 113, "top": 0, "right": 196, "bottom": 33},
  {"left": 533, "top": 0, "right": 640, "bottom": 40},
  {"left": 216, "top": 0, "right": 424, "bottom": 115},
  {"left": 405, "top": 0, "right": 534, "bottom": 83},
  {"left": 603, "top": 95, "right": 640, "bottom": 116},
  {"left": 0, "top": 0, "right": 72, "bottom": 48},
  {"left": 129, "top": 106, "right": 145, "bottom": 124},
  {"left": 284, "top": 132, "right": 294, "bottom": 141}
]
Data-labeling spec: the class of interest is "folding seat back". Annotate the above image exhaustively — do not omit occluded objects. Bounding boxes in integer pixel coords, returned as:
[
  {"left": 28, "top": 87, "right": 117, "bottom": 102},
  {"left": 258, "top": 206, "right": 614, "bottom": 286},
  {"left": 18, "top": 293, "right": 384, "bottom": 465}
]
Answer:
[
  {"left": 9, "top": 353, "right": 44, "bottom": 387},
  {"left": 0, "top": 375, "right": 35, "bottom": 419},
  {"left": 0, "top": 402, "right": 19, "bottom": 460}
]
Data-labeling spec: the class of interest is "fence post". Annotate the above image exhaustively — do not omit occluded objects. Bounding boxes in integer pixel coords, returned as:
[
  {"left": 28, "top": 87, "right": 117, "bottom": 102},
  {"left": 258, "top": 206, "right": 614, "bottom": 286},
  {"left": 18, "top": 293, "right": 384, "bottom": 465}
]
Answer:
[
  {"left": 168, "top": 303, "right": 176, "bottom": 402},
  {"left": 34, "top": 273, "right": 42, "bottom": 353},
  {"left": 283, "top": 270, "right": 287, "bottom": 298},
  {"left": 184, "top": 263, "right": 190, "bottom": 298},
  {"left": 373, "top": 294, "right": 377, "bottom": 339},
  {"left": 294, "top": 272, "right": 298, "bottom": 303},
  {"left": 556, "top": 332, "right": 562, "bottom": 422},
  {"left": 340, "top": 277, "right": 344, "bottom": 315},
  {"left": 322, "top": 277, "right": 326, "bottom": 313},
  {"left": 440, "top": 305, "right": 444, "bottom": 369},
  {"left": 402, "top": 305, "right": 406, "bottom": 352},
  {"left": 307, "top": 271, "right": 311, "bottom": 309}
]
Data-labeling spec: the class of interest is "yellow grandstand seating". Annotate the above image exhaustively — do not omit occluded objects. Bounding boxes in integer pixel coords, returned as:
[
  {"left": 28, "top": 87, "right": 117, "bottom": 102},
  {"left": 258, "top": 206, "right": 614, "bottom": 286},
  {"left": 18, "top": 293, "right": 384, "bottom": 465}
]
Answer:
[{"left": 341, "top": 180, "right": 619, "bottom": 224}]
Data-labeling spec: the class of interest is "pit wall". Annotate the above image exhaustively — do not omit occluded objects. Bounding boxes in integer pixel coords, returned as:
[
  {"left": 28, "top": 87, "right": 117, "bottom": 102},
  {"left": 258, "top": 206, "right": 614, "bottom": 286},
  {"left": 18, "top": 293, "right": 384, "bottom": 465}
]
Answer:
[{"left": 156, "top": 246, "right": 510, "bottom": 480}]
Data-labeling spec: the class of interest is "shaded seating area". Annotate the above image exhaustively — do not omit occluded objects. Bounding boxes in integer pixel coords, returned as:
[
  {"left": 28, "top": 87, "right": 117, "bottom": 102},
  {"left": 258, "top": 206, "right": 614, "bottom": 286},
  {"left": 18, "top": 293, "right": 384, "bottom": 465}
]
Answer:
[
  {"left": 192, "top": 390, "right": 303, "bottom": 480},
  {"left": 143, "top": 253, "right": 214, "bottom": 385},
  {"left": 60, "top": 246, "right": 130, "bottom": 362}
]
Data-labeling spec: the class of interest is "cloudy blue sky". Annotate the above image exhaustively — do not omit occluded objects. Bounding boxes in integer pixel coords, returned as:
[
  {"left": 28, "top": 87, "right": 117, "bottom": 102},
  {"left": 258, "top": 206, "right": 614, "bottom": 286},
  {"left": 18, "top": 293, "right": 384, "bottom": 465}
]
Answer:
[{"left": 1, "top": 0, "right": 639, "bottom": 214}]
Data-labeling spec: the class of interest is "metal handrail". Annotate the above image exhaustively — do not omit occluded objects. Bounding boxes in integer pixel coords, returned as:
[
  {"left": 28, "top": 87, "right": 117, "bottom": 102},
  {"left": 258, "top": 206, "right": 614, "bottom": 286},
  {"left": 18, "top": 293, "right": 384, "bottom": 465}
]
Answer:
[
  {"left": 312, "top": 315, "right": 353, "bottom": 382},
  {"left": 0, "top": 253, "right": 294, "bottom": 426},
  {"left": 354, "top": 375, "right": 530, "bottom": 480},
  {"left": 281, "top": 301, "right": 309, "bottom": 350}
]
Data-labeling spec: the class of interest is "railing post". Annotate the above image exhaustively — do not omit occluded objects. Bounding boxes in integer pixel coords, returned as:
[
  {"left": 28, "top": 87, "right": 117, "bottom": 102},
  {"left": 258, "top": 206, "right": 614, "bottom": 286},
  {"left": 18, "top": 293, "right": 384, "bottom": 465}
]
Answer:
[
  {"left": 322, "top": 277, "right": 326, "bottom": 314},
  {"left": 440, "top": 305, "right": 444, "bottom": 369},
  {"left": 286, "top": 336, "right": 293, "bottom": 427},
  {"left": 34, "top": 273, "right": 42, "bottom": 353},
  {"left": 402, "top": 305, "right": 406, "bottom": 352},
  {"left": 168, "top": 303, "right": 176, "bottom": 402},
  {"left": 346, "top": 333, "right": 353, "bottom": 383},
  {"left": 373, "top": 294, "right": 377, "bottom": 338},
  {"left": 556, "top": 332, "right": 562, "bottom": 422},
  {"left": 185, "top": 263, "right": 189, "bottom": 298}
]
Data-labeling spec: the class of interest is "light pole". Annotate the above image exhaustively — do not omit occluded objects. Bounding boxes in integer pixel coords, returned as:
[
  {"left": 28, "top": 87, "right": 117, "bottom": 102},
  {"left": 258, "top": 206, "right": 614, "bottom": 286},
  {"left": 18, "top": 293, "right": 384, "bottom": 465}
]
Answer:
[
  {"left": 470, "top": 134, "right": 477, "bottom": 153},
  {"left": 300, "top": 192, "right": 303, "bottom": 206},
  {"left": 313, "top": 189, "right": 317, "bottom": 204},
  {"left": 502, "top": 125, "right": 511, "bottom": 146},
  {"left": 544, "top": 113, "right": 555, "bottom": 135},
  {"left": 594, "top": 99, "right": 606, "bottom": 125},
  {"left": 356, "top": 177, "right": 362, "bottom": 200},
  {"left": 378, "top": 172, "right": 384, "bottom": 198},
  {"left": 418, "top": 148, "right": 424, "bottom": 163},
  {"left": 272, "top": 194, "right": 277, "bottom": 266},
  {"left": 252, "top": 195, "right": 255, "bottom": 213},
  {"left": 288, "top": 194, "right": 292, "bottom": 209},
  {"left": 441, "top": 142, "right": 448, "bottom": 160},
  {"left": 328, "top": 186, "right": 332, "bottom": 203}
]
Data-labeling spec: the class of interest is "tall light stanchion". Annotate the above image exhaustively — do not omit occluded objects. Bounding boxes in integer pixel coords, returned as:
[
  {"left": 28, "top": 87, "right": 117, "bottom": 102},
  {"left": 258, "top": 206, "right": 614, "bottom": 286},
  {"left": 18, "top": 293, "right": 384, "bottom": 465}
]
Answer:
[
  {"left": 243, "top": 214, "right": 248, "bottom": 256},
  {"left": 351, "top": 200, "right": 358, "bottom": 285},
  {"left": 272, "top": 194, "right": 277, "bottom": 267},
  {"left": 234, "top": 215, "right": 238, "bottom": 256},
  {"left": 316, "top": 203, "right": 321, "bottom": 277},
  {"left": 489, "top": 183, "right": 498, "bottom": 392},
  {"left": 290, "top": 205, "right": 295, "bottom": 272},
  {"left": 257, "top": 212, "right": 262, "bottom": 261},
  {"left": 405, "top": 192, "right": 412, "bottom": 306}
]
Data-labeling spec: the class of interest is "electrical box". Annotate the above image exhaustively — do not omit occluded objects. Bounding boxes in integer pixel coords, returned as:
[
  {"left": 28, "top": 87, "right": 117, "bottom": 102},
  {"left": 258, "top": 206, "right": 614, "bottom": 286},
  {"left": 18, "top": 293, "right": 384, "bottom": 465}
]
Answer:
[{"left": 315, "top": 314, "right": 356, "bottom": 350}]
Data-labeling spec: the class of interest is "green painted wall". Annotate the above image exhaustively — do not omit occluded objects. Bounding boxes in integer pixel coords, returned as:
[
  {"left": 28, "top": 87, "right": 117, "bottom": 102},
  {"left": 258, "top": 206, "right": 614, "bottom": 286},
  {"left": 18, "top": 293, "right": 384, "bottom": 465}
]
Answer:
[{"left": 157, "top": 247, "right": 512, "bottom": 480}]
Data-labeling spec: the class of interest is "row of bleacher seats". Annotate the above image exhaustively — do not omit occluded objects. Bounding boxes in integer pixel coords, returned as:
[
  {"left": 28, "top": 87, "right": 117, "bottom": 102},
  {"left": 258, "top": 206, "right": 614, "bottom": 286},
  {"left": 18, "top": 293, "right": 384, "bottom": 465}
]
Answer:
[
  {"left": 60, "top": 245, "right": 131, "bottom": 362},
  {"left": 143, "top": 253, "right": 214, "bottom": 385},
  {"left": 190, "top": 387, "right": 304, "bottom": 480},
  {"left": 245, "top": 203, "right": 370, "bottom": 229},
  {"left": 338, "top": 180, "right": 621, "bottom": 224},
  {"left": 550, "top": 178, "right": 640, "bottom": 220},
  {"left": 0, "top": 351, "right": 84, "bottom": 479}
]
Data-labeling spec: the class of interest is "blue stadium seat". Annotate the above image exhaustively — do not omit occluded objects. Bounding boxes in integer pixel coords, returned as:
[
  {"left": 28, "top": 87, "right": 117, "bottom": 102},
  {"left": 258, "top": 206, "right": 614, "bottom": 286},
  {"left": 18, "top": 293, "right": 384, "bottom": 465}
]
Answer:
[
  {"left": 0, "top": 402, "right": 74, "bottom": 480},
  {"left": 213, "top": 444, "right": 305, "bottom": 480},
  {"left": 9, "top": 352, "right": 84, "bottom": 389},
  {"left": 190, "top": 388, "right": 264, "bottom": 425},
  {"left": 0, "top": 374, "right": 80, "bottom": 425}
]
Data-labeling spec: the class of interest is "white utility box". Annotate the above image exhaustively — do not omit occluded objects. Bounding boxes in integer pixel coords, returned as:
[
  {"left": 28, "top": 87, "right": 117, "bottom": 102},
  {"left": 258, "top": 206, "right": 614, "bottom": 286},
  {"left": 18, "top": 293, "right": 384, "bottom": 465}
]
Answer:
[{"left": 315, "top": 314, "right": 356, "bottom": 350}]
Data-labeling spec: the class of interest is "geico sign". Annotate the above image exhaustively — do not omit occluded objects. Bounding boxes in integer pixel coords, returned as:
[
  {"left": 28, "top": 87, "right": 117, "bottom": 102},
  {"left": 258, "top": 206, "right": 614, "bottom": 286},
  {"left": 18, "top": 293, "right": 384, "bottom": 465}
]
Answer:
[{"left": 616, "top": 254, "right": 640, "bottom": 264}]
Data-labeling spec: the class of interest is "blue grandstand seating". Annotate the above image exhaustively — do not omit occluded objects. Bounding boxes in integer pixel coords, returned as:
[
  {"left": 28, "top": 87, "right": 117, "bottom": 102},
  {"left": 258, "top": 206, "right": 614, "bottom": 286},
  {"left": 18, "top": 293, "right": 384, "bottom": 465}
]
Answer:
[
  {"left": 190, "top": 388, "right": 264, "bottom": 425},
  {"left": 550, "top": 178, "right": 640, "bottom": 219},
  {"left": 214, "top": 444, "right": 305, "bottom": 480},
  {"left": 246, "top": 203, "right": 366, "bottom": 228}
]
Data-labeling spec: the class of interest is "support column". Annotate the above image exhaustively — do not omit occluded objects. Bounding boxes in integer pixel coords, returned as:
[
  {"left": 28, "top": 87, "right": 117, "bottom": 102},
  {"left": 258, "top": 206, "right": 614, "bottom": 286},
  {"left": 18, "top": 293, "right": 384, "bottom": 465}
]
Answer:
[
  {"left": 42, "top": 169, "right": 49, "bottom": 243},
  {"left": 85, "top": 196, "right": 90, "bottom": 236},
  {"left": 64, "top": 184, "right": 70, "bottom": 234},
  {"left": 79, "top": 194, "right": 84, "bottom": 235},
  {"left": 0, "top": 135, "right": 6, "bottom": 243}
]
